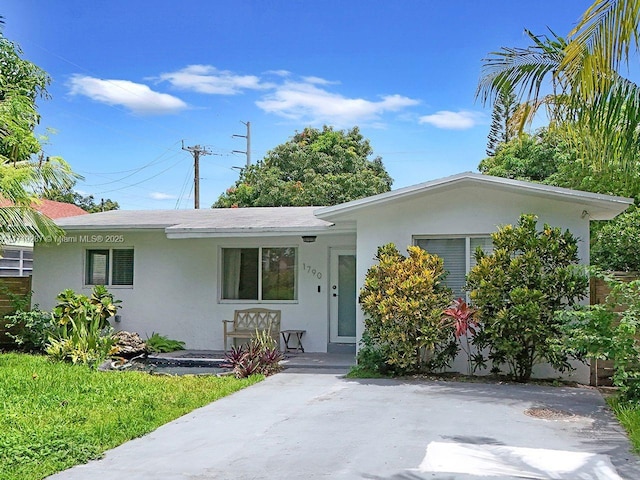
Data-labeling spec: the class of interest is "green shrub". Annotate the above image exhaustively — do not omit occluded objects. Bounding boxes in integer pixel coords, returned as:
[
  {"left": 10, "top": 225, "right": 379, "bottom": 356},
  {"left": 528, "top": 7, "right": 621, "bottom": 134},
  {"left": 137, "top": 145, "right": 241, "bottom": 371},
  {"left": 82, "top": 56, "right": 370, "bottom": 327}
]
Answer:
[
  {"left": 466, "top": 214, "right": 588, "bottom": 382},
  {"left": 559, "top": 273, "right": 640, "bottom": 401},
  {"left": 46, "top": 287, "right": 121, "bottom": 367},
  {"left": 53, "top": 286, "right": 120, "bottom": 331},
  {"left": 3, "top": 308, "right": 53, "bottom": 352},
  {"left": 145, "top": 333, "right": 186, "bottom": 353},
  {"left": 359, "top": 243, "right": 455, "bottom": 374},
  {"left": 591, "top": 206, "right": 640, "bottom": 272},
  {"left": 353, "top": 331, "right": 392, "bottom": 376}
]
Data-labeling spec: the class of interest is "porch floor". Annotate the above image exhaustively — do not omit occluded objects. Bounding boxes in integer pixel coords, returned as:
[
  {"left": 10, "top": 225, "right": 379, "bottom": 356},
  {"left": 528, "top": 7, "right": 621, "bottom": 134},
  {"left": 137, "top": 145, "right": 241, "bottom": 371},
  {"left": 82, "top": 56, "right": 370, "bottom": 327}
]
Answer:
[{"left": 154, "top": 350, "right": 356, "bottom": 373}]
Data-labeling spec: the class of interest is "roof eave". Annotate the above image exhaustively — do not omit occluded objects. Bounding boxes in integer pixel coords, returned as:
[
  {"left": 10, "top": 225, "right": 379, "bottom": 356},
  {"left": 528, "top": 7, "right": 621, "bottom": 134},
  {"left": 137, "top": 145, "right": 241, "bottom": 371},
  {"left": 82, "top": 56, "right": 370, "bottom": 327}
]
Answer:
[
  {"left": 315, "top": 173, "right": 634, "bottom": 220},
  {"left": 165, "top": 224, "right": 354, "bottom": 239}
]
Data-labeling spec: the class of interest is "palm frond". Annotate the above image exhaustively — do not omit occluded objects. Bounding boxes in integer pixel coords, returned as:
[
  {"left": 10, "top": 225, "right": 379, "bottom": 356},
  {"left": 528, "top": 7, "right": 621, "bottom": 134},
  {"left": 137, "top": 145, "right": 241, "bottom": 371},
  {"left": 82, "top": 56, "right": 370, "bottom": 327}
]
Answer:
[
  {"left": 568, "top": 73, "right": 640, "bottom": 175},
  {"left": 0, "top": 205, "right": 64, "bottom": 244},
  {"left": 477, "top": 30, "right": 567, "bottom": 110},
  {"left": 564, "top": 0, "right": 640, "bottom": 76}
]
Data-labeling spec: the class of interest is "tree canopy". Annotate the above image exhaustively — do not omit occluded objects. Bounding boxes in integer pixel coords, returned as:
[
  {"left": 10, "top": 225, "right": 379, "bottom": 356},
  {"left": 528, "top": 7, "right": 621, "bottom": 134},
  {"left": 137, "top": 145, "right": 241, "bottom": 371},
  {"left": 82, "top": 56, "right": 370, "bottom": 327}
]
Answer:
[
  {"left": 477, "top": 0, "right": 640, "bottom": 190},
  {"left": 43, "top": 182, "right": 119, "bottom": 213},
  {"left": 214, "top": 126, "right": 392, "bottom": 208},
  {"left": 0, "top": 32, "right": 78, "bottom": 242}
]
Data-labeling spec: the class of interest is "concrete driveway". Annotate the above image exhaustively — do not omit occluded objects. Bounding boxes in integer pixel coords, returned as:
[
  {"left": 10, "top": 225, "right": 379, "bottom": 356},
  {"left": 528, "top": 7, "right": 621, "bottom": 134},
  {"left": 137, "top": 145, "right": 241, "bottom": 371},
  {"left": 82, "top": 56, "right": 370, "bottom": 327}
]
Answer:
[{"left": 49, "top": 371, "right": 640, "bottom": 480}]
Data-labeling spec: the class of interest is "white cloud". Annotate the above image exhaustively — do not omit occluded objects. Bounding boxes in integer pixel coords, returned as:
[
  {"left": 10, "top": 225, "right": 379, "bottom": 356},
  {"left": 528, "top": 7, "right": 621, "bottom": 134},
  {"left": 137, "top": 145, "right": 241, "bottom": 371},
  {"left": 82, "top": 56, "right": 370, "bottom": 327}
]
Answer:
[
  {"left": 68, "top": 75, "right": 187, "bottom": 115},
  {"left": 149, "top": 192, "right": 177, "bottom": 200},
  {"left": 264, "top": 69, "right": 291, "bottom": 77},
  {"left": 418, "top": 110, "right": 482, "bottom": 130},
  {"left": 157, "top": 65, "right": 272, "bottom": 95},
  {"left": 256, "top": 80, "right": 420, "bottom": 126},
  {"left": 301, "top": 76, "right": 338, "bottom": 85}
]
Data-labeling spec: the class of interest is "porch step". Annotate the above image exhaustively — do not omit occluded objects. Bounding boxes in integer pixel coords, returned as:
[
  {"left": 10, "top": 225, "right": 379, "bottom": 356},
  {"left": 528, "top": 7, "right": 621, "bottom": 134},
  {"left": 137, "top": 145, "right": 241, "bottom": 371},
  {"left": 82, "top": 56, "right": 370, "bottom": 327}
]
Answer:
[
  {"left": 327, "top": 343, "right": 356, "bottom": 354},
  {"left": 281, "top": 352, "right": 356, "bottom": 371}
]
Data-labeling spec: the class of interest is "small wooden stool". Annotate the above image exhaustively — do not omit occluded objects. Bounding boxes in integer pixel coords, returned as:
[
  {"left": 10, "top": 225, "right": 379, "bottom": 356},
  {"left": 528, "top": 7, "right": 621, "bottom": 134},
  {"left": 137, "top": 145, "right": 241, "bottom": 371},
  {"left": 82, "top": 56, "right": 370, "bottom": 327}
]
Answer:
[{"left": 280, "top": 329, "right": 306, "bottom": 353}]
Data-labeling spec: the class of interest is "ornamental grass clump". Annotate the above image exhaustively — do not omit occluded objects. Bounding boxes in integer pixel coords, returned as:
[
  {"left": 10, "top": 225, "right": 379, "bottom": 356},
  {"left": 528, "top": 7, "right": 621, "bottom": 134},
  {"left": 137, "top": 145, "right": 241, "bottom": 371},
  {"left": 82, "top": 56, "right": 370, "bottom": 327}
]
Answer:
[{"left": 359, "top": 243, "right": 455, "bottom": 374}]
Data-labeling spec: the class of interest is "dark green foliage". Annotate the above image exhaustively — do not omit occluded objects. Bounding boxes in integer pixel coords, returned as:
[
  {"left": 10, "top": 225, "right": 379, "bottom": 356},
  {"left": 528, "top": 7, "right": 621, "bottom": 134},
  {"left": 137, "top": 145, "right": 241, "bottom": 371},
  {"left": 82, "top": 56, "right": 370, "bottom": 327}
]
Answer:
[
  {"left": 466, "top": 214, "right": 588, "bottom": 382},
  {"left": 559, "top": 274, "right": 640, "bottom": 401},
  {"left": 479, "top": 129, "right": 564, "bottom": 182},
  {"left": 591, "top": 206, "right": 640, "bottom": 272},
  {"left": 479, "top": 125, "right": 640, "bottom": 200},
  {"left": 359, "top": 243, "right": 455, "bottom": 374},
  {"left": 486, "top": 86, "right": 517, "bottom": 156},
  {"left": 145, "top": 332, "right": 185, "bottom": 353},
  {"left": 3, "top": 308, "right": 53, "bottom": 352},
  {"left": 214, "top": 126, "right": 392, "bottom": 207},
  {"left": 352, "top": 331, "right": 393, "bottom": 376}
]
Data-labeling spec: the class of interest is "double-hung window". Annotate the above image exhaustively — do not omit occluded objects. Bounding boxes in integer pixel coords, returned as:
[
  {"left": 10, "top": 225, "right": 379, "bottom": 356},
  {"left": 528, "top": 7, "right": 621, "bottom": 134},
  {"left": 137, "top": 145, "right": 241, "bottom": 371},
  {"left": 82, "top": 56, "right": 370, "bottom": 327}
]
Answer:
[
  {"left": 86, "top": 249, "right": 134, "bottom": 286},
  {"left": 414, "top": 236, "right": 492, "bottom": 298},
  {"left": 221, "top": 247, "right": 297, "bottom": 301}
]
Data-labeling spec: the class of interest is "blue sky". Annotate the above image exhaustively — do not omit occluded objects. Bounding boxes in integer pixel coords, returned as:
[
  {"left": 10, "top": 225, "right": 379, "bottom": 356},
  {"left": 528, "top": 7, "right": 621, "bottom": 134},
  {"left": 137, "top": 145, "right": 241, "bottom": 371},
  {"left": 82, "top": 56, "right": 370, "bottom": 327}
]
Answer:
[{"left": 3, "top": 1, "right": 591, "bottom": 209}]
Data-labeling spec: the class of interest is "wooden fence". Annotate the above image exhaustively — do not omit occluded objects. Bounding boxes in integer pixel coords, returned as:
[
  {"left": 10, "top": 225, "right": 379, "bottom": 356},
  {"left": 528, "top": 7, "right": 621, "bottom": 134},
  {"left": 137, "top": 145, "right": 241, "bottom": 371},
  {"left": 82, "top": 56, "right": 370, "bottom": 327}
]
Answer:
[
  {"left": 589, "top": 273, "right": 638, "bottom": 386},
  {"left": 0, "top": 276, "right": 32, "bottom": 348}
]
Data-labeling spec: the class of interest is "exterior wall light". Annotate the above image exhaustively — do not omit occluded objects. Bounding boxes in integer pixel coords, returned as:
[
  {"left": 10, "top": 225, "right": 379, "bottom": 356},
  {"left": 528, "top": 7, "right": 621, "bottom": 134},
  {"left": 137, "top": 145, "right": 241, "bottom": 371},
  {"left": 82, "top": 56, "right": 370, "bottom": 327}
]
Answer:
[{"left": 301, "top": 236, "right": 317, "bottom": 243}]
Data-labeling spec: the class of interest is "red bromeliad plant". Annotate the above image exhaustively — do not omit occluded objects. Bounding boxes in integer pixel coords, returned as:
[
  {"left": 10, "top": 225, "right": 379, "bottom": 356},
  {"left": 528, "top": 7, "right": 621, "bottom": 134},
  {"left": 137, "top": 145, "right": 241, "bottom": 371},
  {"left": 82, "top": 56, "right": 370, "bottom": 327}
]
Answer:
[{"left": 442, "top": 298, "right": 479, "bottom": 375}]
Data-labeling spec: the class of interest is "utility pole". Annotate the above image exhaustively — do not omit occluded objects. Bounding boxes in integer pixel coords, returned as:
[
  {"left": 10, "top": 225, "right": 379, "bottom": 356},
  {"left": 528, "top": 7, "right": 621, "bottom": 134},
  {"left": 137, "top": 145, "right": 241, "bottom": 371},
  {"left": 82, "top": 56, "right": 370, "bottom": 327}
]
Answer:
[
  {"left": 182, "top": 141, "right": 211, "bottom": 209},
  {"left": 232, "top": 121, "right": 251, "bottom": 167}
]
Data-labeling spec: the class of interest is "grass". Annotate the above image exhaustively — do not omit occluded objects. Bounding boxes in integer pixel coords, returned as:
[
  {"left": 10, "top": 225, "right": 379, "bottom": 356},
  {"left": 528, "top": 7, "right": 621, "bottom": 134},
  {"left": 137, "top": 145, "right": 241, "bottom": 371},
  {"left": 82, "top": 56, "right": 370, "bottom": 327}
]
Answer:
[
  {"left": 0, "top": 352, "right": 262, "bottom": 480},
  {"left": 608, "top": 396, "right": 640, "bottom": 453},
  {"left": 346, "top": 365, "right": 388, "bottom": 378}
]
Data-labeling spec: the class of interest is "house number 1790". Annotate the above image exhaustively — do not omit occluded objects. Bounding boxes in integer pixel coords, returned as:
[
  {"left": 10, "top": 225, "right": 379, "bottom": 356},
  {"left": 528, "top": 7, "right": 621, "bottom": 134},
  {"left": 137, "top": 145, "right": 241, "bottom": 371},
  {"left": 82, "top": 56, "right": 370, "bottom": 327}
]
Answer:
[{"left": 302, "top": 263, "right": 322, "bottom": 279}]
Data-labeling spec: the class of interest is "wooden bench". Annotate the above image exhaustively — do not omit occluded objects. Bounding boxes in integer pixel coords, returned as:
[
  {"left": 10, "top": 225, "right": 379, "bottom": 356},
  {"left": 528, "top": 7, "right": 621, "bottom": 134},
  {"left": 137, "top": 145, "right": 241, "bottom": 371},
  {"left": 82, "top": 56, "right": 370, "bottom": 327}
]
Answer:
[{"left": 222, "top": 308, "right": 281, "bottom": 352}]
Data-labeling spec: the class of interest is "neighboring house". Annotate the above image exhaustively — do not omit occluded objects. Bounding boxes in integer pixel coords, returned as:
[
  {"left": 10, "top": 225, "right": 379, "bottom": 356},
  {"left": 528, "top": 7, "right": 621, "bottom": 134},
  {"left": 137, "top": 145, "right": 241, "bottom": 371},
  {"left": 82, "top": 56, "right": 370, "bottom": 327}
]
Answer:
[
  {"left": 0, "top": 200, "right": 88, "bottom": 276},
  {"left": 31, "top": 173, "right": 632, "bottom": 381}
]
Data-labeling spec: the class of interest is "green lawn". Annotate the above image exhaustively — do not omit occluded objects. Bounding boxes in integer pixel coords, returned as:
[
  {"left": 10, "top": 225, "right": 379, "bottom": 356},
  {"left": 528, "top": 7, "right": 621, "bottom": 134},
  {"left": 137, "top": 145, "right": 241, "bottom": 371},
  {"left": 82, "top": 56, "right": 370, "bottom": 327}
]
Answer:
[{"left": 0, "top": 353, "right": 262, "bottom": 480}]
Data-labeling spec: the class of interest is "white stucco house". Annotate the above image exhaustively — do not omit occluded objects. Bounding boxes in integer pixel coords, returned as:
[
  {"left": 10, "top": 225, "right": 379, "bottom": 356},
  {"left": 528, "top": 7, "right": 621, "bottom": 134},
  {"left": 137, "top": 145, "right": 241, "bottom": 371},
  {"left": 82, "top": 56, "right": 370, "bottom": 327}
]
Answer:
[{"left": 32, "top": 173, "right": 633, "bottom": 381}]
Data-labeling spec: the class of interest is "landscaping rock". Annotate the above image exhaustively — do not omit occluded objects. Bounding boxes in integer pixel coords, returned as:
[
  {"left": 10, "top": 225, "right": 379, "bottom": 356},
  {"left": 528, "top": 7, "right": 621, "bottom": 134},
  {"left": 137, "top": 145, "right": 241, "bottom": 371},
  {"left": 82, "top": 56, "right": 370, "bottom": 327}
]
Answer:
[{"left": 113, "top": 330, "right": 146, "bottom": 357}]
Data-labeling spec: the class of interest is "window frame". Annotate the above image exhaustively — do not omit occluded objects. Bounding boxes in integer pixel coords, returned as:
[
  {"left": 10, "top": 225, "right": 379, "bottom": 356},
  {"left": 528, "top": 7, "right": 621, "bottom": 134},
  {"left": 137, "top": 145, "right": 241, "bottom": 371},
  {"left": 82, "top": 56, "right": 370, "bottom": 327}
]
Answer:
[
  {"left": 0, "top": 247, "right": 33, "bottom": 277},
  {"left": 413, "top": 234, "right": 492, "bottom": 299},
  {"left": 84, "top": 247, "right": 134, "bottom": 288},
  {"left": 219, "top": 246, "right": 298, "bottom": 303}
]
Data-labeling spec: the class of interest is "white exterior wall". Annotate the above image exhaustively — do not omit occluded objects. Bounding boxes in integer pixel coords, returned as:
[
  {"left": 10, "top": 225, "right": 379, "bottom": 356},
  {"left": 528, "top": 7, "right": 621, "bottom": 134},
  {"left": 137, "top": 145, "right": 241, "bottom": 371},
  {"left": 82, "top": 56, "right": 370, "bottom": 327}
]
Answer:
[
  {"left": 32, "top": 230, "right": 355, "bottom": 352},
  {"left": 351, "top": 185, "right": 592, "bottom": 383}
]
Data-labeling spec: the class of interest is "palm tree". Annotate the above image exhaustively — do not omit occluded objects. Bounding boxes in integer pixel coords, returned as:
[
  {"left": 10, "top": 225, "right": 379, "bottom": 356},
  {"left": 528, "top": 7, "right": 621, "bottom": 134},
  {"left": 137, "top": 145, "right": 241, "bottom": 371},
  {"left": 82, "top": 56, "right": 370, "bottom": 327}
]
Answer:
[{"left": 477, "top": 0, "right": 640, "bottom": 190}]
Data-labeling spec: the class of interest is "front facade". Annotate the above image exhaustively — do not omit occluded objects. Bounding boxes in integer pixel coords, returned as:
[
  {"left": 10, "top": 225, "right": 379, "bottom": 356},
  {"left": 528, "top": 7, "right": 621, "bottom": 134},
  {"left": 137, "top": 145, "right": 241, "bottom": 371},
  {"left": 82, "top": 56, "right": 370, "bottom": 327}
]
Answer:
[{"left": 32, "top": 173, "right": 632, "bottom": 381}]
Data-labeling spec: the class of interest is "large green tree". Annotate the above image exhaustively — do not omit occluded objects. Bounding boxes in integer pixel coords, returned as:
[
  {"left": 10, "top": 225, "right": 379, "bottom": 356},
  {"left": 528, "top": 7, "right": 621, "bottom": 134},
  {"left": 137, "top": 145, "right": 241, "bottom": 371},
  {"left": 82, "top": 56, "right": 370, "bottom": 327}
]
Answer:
[
  {"left": 477, "top": 0, "right": 640, "bottom": 190},
  {"left": 0, "top": 32, "right": 78, "bottom": 241},
  {"left": 214, "top": 126, "right": 392, "bottom": 208},
  {"left": 43, "top": 182, "right": 119, "bottom": 213},
  {"left": 478, "top": 127, "right": 640, "bottom": 200},
  {"left": 479, "top": 129, "right": 563, "bottom": 183}
]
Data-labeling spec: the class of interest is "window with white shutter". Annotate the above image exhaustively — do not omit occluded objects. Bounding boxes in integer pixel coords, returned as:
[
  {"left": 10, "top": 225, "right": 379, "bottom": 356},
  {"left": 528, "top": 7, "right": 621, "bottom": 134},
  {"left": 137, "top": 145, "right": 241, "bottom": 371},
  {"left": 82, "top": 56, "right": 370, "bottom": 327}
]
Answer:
[
  {"left": 86, "top": 249, "right": 134, "bottom": 286},
  {"left": 415, "top": 236, "right": 492, "bottom": 299}
]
